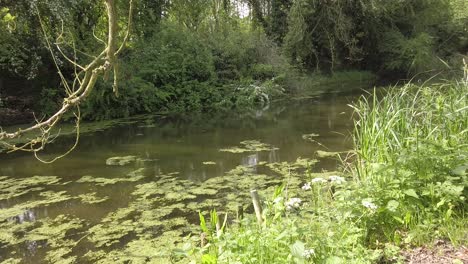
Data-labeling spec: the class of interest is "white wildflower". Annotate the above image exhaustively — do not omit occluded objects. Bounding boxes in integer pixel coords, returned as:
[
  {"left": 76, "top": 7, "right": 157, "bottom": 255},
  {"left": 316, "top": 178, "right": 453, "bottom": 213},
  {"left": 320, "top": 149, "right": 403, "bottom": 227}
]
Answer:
[
  {"left": 303, "top": 249, "right": 315, "bottom": 259},
  {"left": 328, "top": 175, "right": 346, "bottom": 184},
  {"left": 311, "top": 177, "right": 327, "bottom": 184},
  {"left": 362, "top": 200, "right": 378, "bottom": 210},
  {"left": 302, "top": 182, "right": 312, "bottom": 190},
  {"left": 285, "top": 197, "right": 302, "bottom": 210}
]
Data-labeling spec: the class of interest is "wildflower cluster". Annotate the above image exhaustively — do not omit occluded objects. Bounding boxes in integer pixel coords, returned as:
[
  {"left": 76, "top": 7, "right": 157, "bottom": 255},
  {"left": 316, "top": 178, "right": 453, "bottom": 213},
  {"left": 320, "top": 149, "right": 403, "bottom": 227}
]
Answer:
[
  {"left": 362, "top": 200, "right": 378, "bottom": 210},
  {"left": 302, "top": 175, "right": 346, "bottom": 191},
  {"left": 311, "top": 177, "right": 327, "bottom": 184},
  {"left": 328, "top": 175, "right": 346, "bottom": 184},
  {"left": 303, "top": 248, "right": 315, "bottom": 259},
  {"left": 285, "top": 197, "right": 302, "bottom": 210}
]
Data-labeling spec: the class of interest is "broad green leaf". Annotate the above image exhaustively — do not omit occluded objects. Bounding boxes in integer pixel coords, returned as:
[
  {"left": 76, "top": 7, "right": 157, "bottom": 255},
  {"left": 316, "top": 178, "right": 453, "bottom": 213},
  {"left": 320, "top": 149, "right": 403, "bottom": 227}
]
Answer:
[
  {"left": 199, "top": 212, "right": 208, "bottom": 234},
  {"left": 201, "top": 254, "right": 217, "bottom": 264},
  {"left": 290, "top": 240, "right": 305, "bottom": 259},
  {"left": 451, "top": 165, "right": 467, "bottom": 176},
  {"left": 404, "top": 189, "right": 419, "bottom": 199},
  {"left": 386, "top": 200, "right": 399, "bottom": 212}
]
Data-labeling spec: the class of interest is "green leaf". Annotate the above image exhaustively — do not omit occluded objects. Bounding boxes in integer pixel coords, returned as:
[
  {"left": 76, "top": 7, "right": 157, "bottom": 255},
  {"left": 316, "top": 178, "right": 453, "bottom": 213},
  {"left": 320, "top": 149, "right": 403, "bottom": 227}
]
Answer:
[
  {"left": 451, "top": 165, "right": 467, "bottom": 176},
  {"left": 201, "top": 254, "right": 217, "bottom": 264},
  {"left": 3, "top": 13, "right": 15, "bottom": 22},
  {"left": 386, "top": 200, "right": 399, "bottom": 212},
  {"left": 404, "top": 189, "right": 419, "bottom": 199},
  {"left": 326, "top": 256, "right": 344, "bottom": 264},
  {"left": 290, "top": 240, "right": 305, "bottom": 259},
  {"left": 199, "top": 212, "right": 209, "bottom": 234}
]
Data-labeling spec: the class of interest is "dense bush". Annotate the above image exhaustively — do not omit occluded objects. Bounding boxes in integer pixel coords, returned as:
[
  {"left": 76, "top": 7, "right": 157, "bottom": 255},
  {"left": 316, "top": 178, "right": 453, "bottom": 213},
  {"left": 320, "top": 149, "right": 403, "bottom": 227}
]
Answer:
[{"left": 78, "top": 22, "right": 285, "bottom": 120}]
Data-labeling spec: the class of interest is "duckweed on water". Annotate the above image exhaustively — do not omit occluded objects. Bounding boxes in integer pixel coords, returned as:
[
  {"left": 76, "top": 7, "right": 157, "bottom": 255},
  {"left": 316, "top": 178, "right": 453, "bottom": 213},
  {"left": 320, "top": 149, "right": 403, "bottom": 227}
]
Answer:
[
  {"left": 1, "top": 258, "right": 21, "bottom": 264},
  {"left": 78, "top": 192, "right": 109, "bottom": 204},
  {"left": 0, "top": 219, "right": 35, "bottom": 245},
  {"left": 105, "top": 155, "right": 137, "bottom": 166},
  {"left": 25, "top": 215, "right": 83, "bottom": 246},
  {"left": 0, "top": 138, "right": 349, "bottom": 263},
  {"left": 302, "top": 133, "right": 319, "bottom": 141},
  {"left": 87, "top": 230, "right": 187, "bottom": 264},
  {"left": 316, "top": 150, "right": 346, "bottom": 158},
  {"left": 0, "top": 175, "right": 62, "bottom": 200},
  {"left": 0, "top": 191, "right": 72, "bottom": 221},
  {"left": 219, "top": 140, "right": 278, "bottom": 153},
  {"left": 77, "top": 175, "right": 142, "bottom": 186},
  {"left": 25, "top": 215, "right": 84, "bottom": 264},
  {"left": 88, "top": 207, "right": 137, "bottom": 247},
  {"left": 76, "top": 168, "right": 146, "bottom": 186},
  {"left": 267, "top": 157, "right": 317, "bottom": 176}
]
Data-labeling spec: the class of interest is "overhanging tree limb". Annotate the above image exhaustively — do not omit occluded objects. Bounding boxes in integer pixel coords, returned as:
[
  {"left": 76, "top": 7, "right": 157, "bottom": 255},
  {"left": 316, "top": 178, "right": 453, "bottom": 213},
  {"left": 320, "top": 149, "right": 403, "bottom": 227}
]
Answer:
[{"left": 0, "top": 0, "right": 134, "bottom": 157}]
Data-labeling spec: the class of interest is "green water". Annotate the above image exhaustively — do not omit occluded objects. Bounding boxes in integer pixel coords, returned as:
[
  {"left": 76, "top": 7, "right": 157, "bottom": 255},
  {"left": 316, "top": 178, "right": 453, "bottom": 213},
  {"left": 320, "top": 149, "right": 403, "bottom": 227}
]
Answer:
[{"left": 0, "top": 93, "right": 358, "bottom": 263}]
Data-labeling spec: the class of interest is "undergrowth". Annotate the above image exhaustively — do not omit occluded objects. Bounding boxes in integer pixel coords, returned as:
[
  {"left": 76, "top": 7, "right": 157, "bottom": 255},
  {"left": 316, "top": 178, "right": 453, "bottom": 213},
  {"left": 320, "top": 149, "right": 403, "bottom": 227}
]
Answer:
[{"left": 183, "top": 80, "right": 468, "bottom": 263}]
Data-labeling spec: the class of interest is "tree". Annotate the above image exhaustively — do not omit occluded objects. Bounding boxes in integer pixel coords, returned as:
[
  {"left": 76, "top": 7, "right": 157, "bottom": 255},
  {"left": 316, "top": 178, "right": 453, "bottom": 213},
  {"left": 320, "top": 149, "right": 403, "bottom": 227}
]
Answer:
[{"left": 0, "top": 0, "right": 133, "bottom": 161}]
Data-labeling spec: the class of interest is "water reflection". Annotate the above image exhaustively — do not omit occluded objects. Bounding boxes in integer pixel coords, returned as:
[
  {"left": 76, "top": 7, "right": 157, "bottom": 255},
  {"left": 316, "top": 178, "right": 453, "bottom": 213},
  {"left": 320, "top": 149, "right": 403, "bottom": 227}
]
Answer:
[{"left": 15, "top": 209, "right": 37, "bottom": 223}]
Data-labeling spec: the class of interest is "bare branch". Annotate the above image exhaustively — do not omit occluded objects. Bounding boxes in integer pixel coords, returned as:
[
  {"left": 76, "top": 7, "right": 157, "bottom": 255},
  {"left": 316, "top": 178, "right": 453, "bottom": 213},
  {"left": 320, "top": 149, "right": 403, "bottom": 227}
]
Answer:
[{"left": 0, "top": 0, "right": 134, "bottom": 161}]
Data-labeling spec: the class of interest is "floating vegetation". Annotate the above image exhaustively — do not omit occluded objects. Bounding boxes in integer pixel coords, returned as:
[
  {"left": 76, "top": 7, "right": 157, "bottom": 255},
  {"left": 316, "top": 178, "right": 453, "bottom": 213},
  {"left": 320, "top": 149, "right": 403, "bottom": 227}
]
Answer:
[
  {"left": 165, "top": 192, "right": 197, "bottom": 202},
  {"left": 87, "top": 231, "right": 186, "bottom": 263},
  {"left": 0, "top": 258, "right": 21, "bottom": 264},
  {"left": 189, "top": 186, "right": 218, "bottom": 195},
  {"left": 0, "top": 175, "right": 62, "bottom": 201},
  {"left": 219, "top": 140, "right": 278, "bottom": 153},
  {"left": 302, "top": 133, "right": 319, "bottom": 141},
  {"left": 105, "top": 155, "right": 137, "bottom": 166},
  {"left": 0, "top": 219, "right": 35, "bottom": 245},
  {"left": 78, "top": 192, "right": 109, "bottom": 204},
  {"left": 25, "top": 215, "right": 83, "bottom": 247},
  {"left": 88, "top": 207, "right": 137, "bottom": 247},
  {"left": 316, "top": 150, "right": 343, "bottom": 158},
  {"left": 0, "top": 191, "right": 72, "bottom": 221},
  {"left": 0, "top": 137, "right": 340, "bottom": 263},
  {"left": 267, "top": 157, "right": 318, "bottom": 176},
  {"left": 132, "top": 182, "right": 166, "bottom": 198},
  {"left": 77, "top": 168, "right": 146, "bottom": 186},
  {"left": 25, "top": 215, "right": 84, "bottom": 264}
]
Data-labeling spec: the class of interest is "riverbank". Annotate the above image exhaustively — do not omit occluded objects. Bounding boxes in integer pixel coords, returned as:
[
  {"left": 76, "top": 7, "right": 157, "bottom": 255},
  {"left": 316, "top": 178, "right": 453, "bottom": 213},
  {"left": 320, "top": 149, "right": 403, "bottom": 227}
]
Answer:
[
  {"left": 0, "top": 70, "right": 377, "bottom": 154},
  {"left": 186, "top": 80, "right": 468, "bottom": 263}
]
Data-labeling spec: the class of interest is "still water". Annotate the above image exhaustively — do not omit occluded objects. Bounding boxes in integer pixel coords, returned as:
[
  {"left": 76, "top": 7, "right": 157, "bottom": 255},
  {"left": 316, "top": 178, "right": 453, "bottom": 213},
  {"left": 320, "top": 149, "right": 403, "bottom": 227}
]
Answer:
[{"left": 0, "top": 93, "right": 359, "bottom": 263}]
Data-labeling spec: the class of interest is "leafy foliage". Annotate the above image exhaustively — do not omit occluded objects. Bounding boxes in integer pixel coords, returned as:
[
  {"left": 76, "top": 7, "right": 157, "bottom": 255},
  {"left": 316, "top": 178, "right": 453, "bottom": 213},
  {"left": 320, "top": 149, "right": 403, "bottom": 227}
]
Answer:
[{"left": 186, "top": 81, "right": 467, "bottom": 263}]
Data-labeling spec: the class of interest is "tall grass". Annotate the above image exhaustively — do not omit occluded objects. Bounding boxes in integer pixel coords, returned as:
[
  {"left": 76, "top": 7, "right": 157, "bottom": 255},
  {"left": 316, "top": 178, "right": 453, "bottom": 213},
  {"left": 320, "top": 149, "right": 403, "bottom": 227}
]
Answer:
[
  {"left": 348, "top": 81, "right": 467, "bottom": 245},
  {"left": 350, "top": 81, "right": 468, "bottom": 184}
]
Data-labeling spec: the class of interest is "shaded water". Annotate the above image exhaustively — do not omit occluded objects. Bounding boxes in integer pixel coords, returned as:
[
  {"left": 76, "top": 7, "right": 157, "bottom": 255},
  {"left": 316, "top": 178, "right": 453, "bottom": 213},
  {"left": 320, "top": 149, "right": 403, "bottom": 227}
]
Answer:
[{"left": 0, "top": 93, "right": 359, "bottom": 263}]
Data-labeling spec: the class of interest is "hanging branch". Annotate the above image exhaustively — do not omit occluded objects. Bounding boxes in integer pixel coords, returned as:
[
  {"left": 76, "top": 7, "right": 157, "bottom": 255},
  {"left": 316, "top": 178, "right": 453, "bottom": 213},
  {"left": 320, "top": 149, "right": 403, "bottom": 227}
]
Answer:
[{"left": 0, "top": 0, "right": 134, "bottom": 159}]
